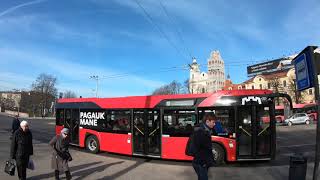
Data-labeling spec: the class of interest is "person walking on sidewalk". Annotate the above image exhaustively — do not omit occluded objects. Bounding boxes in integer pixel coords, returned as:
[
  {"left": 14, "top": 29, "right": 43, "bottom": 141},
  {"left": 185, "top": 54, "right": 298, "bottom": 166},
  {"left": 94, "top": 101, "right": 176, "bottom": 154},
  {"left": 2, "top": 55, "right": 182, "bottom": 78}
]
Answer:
[
  {"left": 49, "top": 128, "right": 72, "bottom": 180},
  {"left": 10, "top": 120, "right": 33, "bottom": 180},
  {"left": 192, "top": 112, "right": 216, "bottom": 180}
]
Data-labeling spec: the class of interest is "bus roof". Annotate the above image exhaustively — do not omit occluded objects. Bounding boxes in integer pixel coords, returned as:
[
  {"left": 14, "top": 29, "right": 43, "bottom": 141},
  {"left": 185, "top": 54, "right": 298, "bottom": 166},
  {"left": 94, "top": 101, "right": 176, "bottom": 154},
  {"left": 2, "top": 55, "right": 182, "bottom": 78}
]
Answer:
[{"left": 57, "top": 89, "right": 272, "bottom": 109}]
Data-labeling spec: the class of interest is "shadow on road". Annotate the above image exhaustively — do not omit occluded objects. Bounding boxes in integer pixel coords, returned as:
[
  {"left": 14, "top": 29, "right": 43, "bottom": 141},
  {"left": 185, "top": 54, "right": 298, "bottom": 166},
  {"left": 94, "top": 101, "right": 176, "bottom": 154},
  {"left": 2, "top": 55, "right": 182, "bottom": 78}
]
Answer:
[
  {"left": 29, "top": 161, "right": 103, "bottom": 179},
  {"left": 96, "top": 159, "right": 150, "bottom": 180},
  {"left": 72, "top": 161, "right": 125, "bottom": 180}
]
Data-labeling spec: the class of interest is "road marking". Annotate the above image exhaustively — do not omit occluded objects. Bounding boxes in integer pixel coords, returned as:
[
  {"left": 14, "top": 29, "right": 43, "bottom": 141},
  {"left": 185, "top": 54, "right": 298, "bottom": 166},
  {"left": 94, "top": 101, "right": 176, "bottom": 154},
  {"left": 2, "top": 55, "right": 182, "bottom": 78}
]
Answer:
[
  {"left": 48, "top": 122, "right": 55, "bottom": 125},
  {"left": 278, "top": 143, "right": 315, "bottom": 148}
]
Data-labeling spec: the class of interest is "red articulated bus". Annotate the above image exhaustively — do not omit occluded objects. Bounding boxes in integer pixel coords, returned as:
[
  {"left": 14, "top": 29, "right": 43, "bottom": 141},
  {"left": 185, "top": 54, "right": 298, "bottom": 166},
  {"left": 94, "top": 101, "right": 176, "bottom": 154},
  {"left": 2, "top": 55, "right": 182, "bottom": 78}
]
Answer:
[
  {"left": 55, "top": 90, "right": 292, "bottom": 164},
  {"left": 275, "top": 103, "right": 317, "bottom": 122}
]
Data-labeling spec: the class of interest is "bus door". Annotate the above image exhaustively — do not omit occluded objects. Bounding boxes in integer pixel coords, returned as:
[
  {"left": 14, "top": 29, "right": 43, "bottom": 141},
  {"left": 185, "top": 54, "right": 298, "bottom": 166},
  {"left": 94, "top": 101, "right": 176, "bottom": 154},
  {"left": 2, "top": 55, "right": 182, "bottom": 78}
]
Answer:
[
  {"left": 64, "top": 109, "right": 79, "bottom": 144},
  {"left": 237, "top": 105, "right": 273, "bottom": 160},
  {"left": 133, "top": 110, "right": 160, "bottom": 157},
  {"left": 71, "top": 109, "right": 79, "bottom": 144}
]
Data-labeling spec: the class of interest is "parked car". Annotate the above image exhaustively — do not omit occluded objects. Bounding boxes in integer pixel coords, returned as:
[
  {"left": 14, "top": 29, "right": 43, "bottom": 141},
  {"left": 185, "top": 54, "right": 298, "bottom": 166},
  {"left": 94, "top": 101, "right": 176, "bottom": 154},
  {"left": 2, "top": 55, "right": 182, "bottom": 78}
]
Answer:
[{"left": 284, "top": 113, "right": 310, "bottom": 126}]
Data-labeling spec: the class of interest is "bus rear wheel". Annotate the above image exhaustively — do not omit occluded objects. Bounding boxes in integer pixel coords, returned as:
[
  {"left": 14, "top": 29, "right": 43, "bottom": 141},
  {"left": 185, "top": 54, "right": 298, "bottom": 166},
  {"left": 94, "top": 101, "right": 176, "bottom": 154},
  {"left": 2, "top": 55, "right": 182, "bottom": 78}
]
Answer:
[
  {"left": 212, "top": 143, "right": 225, "bottom": 165},
  {"left": 86, "top": 135, "right": 100, "bottom": 154}
]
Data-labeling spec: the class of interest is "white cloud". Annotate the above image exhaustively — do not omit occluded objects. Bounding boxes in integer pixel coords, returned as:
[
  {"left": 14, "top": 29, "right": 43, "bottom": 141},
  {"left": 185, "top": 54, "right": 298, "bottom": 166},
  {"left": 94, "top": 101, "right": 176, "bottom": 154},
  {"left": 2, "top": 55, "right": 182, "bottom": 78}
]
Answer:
[
  {"left": 0, "top": 0, "right": 47, "bottom": 18},
  {"left": 0, "top": 14, "right": 106, "bottom": 48},
  {"left": 0, "top": 47, "right": 165, "bottom": 97},
  {"left": 0, "top": 72, "right": 35, "bottom": 90}
]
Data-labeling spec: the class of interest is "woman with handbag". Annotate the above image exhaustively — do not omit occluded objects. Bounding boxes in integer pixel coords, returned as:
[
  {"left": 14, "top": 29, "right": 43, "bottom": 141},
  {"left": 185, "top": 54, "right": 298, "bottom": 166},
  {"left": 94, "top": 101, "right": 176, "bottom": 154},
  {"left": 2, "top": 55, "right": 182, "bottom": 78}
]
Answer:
[
  {"left": 49, "top": 128, "right": 72, "bottom": 180},
  {"left": 10, "top": 120, "right": 33, "bottom": 180}
]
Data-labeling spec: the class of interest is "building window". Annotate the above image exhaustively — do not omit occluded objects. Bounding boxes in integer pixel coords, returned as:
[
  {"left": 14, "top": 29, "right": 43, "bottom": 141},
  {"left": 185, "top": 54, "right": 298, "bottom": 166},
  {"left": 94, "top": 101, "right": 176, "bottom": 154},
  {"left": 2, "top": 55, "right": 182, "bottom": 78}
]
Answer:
[
  {"left": 238, "top": 86, "right": 242, "bottom": 90},
  {"left": 228, "top": 87, "right": 232, "bottom": 90},
  {"left": 259, "top": 78, "right": 261, "bottom": 81},
  {"left": 283, "top": 80, "right": 286, "bottom": 87},
  {"left": 192, "top": 74, "right": 194, "bottom": 79},
  {"left": 202, "top": 88, "right": 205, "bottom": 93},
  {"left": 309, "top": 89, "right": 313, "bottom": 95},
  {"left": 268, "top": 83, "right": 271, "bottom": 89},
  {"left": 252, "top": 85, "right": 254, "bottom": 89},
  {"left": 259, "top": 84, "right": 262, "bottom": 89}
]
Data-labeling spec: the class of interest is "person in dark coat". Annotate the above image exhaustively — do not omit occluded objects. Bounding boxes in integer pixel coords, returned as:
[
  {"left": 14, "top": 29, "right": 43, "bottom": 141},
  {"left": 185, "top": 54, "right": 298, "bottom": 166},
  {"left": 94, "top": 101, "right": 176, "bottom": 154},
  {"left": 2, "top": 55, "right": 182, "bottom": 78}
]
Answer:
[
  {"left": 192, "top": 112, "right": 216, "bottom": 180},
  {"left": 10, "top": 120, "right": 33, "bottom": 180},
  {"left": 49, "top": 128, "right": 72, "bottom": 180},
  {"left": 11, "top": 115, "right": 20, "bottom": 135}
]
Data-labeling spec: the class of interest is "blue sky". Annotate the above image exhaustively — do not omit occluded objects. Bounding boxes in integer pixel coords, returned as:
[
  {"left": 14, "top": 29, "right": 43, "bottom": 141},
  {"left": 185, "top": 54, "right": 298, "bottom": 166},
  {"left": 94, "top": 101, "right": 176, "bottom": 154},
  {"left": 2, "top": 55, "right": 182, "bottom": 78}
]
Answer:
[{"left": 0, "top": 0, "right": 319, "bottom": 97}]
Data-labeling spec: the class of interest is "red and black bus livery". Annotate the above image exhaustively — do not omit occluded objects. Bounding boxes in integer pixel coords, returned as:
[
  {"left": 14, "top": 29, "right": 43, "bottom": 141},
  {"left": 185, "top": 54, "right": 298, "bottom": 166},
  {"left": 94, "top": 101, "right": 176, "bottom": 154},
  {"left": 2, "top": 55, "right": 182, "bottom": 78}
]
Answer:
[{"left": 55, "top": 90, "right": 292, "bottom": 164}]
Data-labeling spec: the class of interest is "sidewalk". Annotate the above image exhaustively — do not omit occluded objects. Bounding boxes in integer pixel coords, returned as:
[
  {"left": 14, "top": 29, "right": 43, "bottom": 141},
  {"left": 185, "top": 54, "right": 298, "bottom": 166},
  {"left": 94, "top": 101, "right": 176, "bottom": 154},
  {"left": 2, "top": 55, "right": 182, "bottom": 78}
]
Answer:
[{"left": 0, "top": 112, "right": 55, "bottom": 120}]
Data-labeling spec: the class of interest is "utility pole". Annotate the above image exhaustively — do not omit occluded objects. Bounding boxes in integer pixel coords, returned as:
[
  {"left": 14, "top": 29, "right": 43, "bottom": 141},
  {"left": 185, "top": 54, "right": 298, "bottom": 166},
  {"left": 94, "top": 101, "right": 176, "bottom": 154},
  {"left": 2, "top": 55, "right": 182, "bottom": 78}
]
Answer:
[{"left": 90, "top": 75, "right": 99, "bottom": 97}]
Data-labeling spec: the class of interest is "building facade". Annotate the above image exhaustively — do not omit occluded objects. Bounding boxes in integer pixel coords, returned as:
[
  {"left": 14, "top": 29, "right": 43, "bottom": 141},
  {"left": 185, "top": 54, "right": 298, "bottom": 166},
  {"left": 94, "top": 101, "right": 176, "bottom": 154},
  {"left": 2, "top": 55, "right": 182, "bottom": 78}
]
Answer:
[
  {"left": 223, "top": 67, "right": 315, "bottom": 104},
  {"left": 189, "top": 51, "right": 226, "bottom": 94}
]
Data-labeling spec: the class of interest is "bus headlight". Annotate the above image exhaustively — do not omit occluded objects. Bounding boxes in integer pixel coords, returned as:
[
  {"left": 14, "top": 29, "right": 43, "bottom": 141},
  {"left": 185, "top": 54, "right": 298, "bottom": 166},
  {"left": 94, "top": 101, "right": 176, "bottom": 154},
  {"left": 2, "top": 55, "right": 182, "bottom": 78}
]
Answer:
[{"left": 229, "top": 141, "right": 234, "bottom": 148}]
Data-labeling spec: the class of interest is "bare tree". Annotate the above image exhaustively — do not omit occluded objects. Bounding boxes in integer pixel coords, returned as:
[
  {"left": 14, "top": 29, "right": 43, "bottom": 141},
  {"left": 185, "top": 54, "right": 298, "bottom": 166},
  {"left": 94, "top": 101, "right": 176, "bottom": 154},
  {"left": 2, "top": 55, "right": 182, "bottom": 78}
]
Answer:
[
  {"left": 0, "top": 96, "right": 15, "bottom": 111},
  {"left": 152, "top": 80, "right": 184, "bottom": 95},
  {"left": 63, "top": 90, "right": 77, "bottom": 98},
  {"left": 270, "top": 77, "right": 283, "bottom": 105},
  {"left": 32, "top": 73, "right": 57, "bottom": 117},
  {"left": 287, "top": 78, "right": 304, "bottom": 104},
  {"left": 184, "top": 79, "right": 190, "bottom": 94}
]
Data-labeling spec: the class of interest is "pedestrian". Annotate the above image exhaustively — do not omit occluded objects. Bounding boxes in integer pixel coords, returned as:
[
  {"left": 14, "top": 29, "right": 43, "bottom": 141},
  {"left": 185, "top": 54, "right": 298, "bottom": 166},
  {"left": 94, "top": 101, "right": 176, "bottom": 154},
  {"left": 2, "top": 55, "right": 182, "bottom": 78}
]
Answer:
[
  {"left": 49, "top": 128, "right": 72, "bottom": 180},
  {"left": 11, "top": 115, "right": 20, "bottom": 136},
  {"left": 10, "top": 120, "right": 33, "bottom": 180},
  {"left": 192, "top": 112, "right": 216, "bottom": 180}
]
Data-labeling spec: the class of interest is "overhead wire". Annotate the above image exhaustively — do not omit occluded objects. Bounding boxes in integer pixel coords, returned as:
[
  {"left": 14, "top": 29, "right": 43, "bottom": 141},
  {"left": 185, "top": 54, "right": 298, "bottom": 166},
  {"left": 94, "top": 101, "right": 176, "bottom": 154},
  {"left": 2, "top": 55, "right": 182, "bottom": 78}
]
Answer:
[
  {"left": 132, "top": 0, "right": 190, "bottom": 63},
  {"left": 101, "top": 65, "right": 189, "bottom": 80},
  {"left": 158, "top": 0, "right": 193, "bottom": 60}
]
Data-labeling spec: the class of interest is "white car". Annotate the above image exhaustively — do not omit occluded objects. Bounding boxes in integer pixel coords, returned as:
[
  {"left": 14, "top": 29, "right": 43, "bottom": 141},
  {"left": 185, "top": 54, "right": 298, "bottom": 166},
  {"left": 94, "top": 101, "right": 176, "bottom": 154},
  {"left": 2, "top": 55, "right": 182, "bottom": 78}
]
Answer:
[{"left": 284, "top": 113, "right": 310, "bottom": 126}]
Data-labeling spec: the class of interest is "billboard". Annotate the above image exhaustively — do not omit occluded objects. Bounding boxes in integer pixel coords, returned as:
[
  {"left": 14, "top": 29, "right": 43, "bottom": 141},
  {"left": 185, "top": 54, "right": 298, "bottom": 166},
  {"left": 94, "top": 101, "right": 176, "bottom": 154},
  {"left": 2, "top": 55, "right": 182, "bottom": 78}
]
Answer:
[{"left": 247, "top": 57, "right": 294, "bottom": 77}]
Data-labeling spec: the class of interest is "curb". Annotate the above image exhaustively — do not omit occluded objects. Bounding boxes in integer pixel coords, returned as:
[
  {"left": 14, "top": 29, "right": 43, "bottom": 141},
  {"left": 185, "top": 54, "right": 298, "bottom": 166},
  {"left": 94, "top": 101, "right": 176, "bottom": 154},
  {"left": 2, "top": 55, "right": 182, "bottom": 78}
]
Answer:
[{"left": 0, "top": 113, "right": 55, "bottom": 120}]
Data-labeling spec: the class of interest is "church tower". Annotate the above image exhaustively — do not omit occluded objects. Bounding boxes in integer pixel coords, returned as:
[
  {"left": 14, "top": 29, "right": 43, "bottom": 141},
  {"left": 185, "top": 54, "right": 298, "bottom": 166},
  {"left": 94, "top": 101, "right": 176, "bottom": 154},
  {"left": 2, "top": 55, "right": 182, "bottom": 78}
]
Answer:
[{"left": 207, "top": 51, "right": 225, "bottom": 92}]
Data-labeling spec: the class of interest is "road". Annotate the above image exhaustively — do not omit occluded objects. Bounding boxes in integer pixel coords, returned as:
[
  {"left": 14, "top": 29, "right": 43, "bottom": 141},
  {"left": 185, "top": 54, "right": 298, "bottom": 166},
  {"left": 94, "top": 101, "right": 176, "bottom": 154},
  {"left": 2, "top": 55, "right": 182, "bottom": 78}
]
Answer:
[{"left": 0, "top": 114, "right": 317, "bottom": 179}]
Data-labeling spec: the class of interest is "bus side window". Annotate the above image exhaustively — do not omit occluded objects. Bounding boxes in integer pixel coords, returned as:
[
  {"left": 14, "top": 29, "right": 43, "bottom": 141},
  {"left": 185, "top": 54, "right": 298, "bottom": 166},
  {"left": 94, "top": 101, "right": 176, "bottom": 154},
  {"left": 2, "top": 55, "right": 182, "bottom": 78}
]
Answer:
[
  {"left": 163, "top": 110, "right": 196, "bottom": 136},
  {"left": 106, "top": 110, "right": 131, "bottom": 133},
  {"left": 199, "top": 108, "right": 235, "bottom": 136}
]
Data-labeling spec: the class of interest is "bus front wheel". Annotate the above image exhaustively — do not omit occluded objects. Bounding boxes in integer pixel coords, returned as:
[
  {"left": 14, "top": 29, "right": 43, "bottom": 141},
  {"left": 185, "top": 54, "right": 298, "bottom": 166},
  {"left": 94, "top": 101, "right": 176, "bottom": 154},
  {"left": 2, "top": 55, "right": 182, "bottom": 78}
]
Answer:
[
  {"left": 310, "top": 116, "right": 315, "bottom": 121},
  {"left": 86, "top": 135, "right": 100, "bottom": 154},
  {"left": 212, "top": 143, "right": 225, "bottom": 165}
]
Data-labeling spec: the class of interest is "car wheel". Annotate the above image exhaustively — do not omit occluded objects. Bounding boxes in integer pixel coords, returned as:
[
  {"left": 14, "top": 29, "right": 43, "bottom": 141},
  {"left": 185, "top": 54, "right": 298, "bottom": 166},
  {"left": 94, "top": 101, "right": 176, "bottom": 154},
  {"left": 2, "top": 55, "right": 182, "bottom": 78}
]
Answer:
[
  {"left": 288, "top": 121, "right": 292, "bottom": 126},
  {"left": 306, "top": 120, "right": 310, "bottom": 125},
  {"left": 86, "top": 135, "right": 100, "bottom": 154},
  {"left": 212, "top": 143, "right": 225, "bottom": 165}
]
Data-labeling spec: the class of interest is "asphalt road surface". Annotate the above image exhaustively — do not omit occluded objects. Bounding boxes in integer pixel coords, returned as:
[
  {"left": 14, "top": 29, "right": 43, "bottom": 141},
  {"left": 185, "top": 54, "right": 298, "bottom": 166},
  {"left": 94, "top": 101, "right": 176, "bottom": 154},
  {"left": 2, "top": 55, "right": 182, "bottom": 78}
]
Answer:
[{"left": 0, "top": 114, "right": 317, "bottom": 180}]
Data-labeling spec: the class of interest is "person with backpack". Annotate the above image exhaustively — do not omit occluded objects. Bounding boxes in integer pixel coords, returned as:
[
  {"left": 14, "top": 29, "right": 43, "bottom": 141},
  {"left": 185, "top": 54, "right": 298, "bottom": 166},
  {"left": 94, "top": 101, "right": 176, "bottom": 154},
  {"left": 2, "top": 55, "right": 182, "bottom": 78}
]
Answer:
[{"left": 190, "top": 112, "right": 216, "bottom": 180}]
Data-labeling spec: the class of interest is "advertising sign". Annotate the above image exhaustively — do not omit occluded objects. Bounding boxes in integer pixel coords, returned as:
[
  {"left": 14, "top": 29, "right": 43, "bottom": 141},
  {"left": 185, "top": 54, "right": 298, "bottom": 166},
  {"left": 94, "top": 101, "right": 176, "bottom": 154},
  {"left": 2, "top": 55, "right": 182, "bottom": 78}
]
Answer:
[
  {"left": 294, "top": 46, "right": 315, "bottom": 91},
  {"left": 247, "top": 57, "right": 294, "bottom": 77}
]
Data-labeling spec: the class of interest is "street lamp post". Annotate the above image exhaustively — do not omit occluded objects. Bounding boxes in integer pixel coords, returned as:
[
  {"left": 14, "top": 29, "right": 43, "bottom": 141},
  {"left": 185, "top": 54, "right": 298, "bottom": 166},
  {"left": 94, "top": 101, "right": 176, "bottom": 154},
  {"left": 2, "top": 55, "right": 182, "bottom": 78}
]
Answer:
[{"left": 90, "top": 75, "right": 99, "bottom": 97}]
